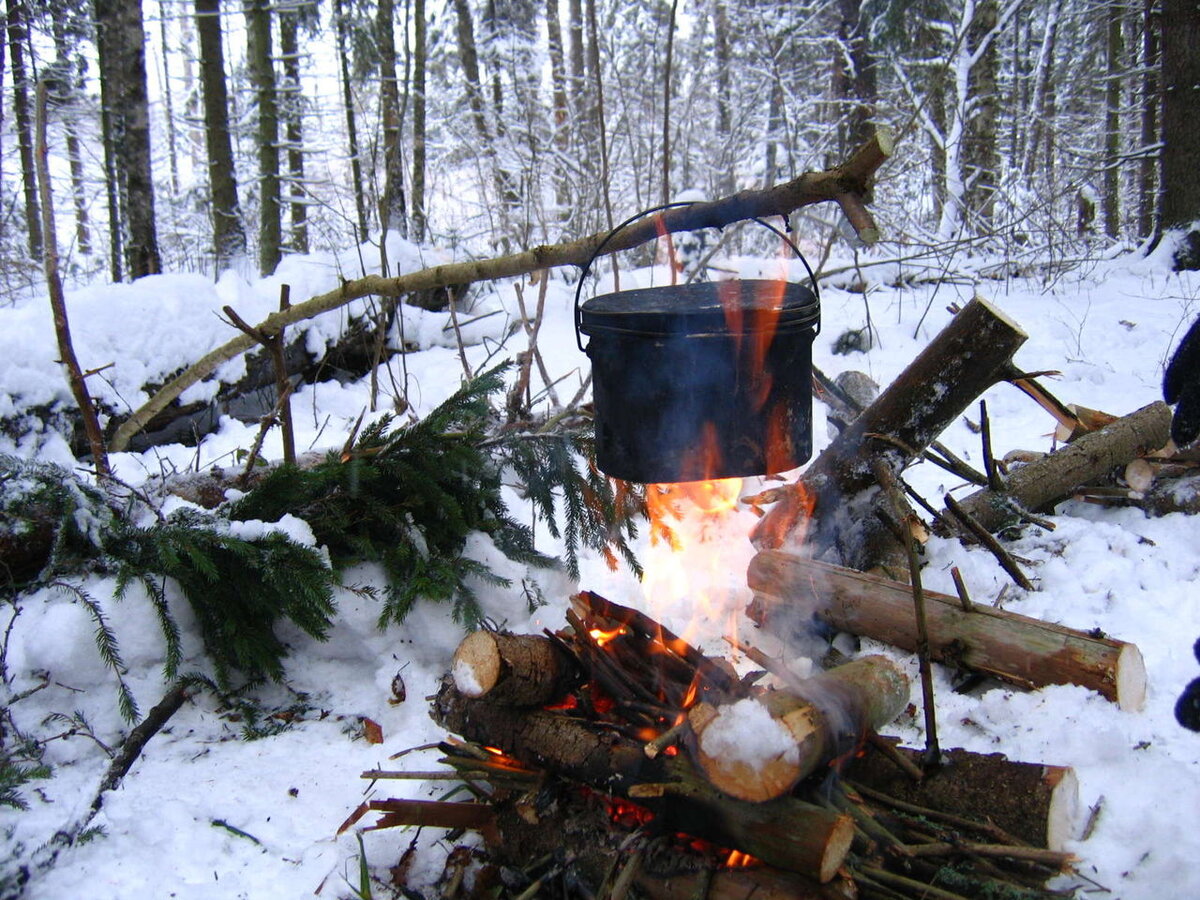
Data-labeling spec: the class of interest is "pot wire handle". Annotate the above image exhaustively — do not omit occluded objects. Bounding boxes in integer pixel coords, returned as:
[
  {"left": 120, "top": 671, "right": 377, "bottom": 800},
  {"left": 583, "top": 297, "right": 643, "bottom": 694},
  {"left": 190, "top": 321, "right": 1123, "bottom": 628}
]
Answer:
[{"left": 573, "top": 203, "right": 821, "bottom": 352}]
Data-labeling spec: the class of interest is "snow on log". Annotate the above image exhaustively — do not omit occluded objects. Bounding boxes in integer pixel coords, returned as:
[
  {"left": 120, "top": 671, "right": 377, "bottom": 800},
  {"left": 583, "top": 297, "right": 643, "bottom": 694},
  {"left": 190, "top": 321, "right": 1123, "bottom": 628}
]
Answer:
[
  {"left": 687, "top": 655, "right": 909, "bottom": 803},
  {"left": 747, "top": 551, "right": 1146, "bottom": 711}
]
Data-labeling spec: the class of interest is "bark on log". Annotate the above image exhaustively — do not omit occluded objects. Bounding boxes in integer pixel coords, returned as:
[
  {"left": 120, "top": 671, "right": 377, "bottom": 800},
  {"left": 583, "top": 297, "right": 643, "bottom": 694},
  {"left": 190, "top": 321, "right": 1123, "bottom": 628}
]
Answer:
[
  {"left": 846, "top": 738, "right": 1080, "bottom": 851},
  {"left": 752, "top": 297, "right": 1029, "bottom": 551},
  {"left": 431, "top": 680, "right": 854, "bottom": 882},
  {"left": 941, "top": 401, "right": 1172, "bottom": 534},
  {"left": 687, "top": 655, "right": 909, "bottom": 803},
  {"left": 451, "top": 630, "right": 580, "bottom": 705},
  {"left": 109, "top": 128, "right": 894, "bottom": 452},
  {"left": 746, "top": 552, "right": 1146, "bottom": 711}
]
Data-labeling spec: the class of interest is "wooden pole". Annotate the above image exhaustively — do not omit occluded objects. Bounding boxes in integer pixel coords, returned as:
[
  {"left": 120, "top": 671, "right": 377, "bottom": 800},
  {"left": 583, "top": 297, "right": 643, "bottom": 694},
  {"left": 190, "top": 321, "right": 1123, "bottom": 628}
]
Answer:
[
  {"left": 752, "top": 296, "right": 1028, "bottom": 551},
  {"left": 747, "top": 551, "right": 1146, "bottom": 710}
]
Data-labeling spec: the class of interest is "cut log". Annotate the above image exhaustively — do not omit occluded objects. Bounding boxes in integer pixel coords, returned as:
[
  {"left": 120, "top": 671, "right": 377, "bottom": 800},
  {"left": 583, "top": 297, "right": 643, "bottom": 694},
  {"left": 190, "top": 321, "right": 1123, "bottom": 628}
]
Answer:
[
  {"left": 752, "top": 297, "right": 1029, "bottom": 551},
  {"left": 686, "top": 655, "right": 910, "bottom": 803},
  {"left": 431, "top": 679, "right": 854, "bottom": 882},
  {"left": 942, "top": 400, "right": 1172, "bottom": 534},
  {"left": 451, "top": 630, "right": 579, "bottom": 706},
  {"left": 747, "top": 552, "right": 1146, "bottom": 711},
  {"left": 846, "top": 738, "right": 1080, "bottom": 851}
]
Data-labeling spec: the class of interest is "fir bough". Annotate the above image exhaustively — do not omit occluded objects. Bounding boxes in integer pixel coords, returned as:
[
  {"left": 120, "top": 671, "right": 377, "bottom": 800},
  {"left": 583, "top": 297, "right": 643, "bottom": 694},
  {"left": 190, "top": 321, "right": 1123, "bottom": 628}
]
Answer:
[
  {"left": 228, "top": 364, "right": 555, "bottom": 628},
  {"left": 107, "top": 512, "right": 337, "bottom": 687}
]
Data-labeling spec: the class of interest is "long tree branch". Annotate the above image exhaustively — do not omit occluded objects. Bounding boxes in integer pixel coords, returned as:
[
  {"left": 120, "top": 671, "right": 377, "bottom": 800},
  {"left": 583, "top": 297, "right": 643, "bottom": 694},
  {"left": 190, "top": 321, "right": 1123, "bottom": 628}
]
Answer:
[{"left": 110, "top": 128, "right": 893, "bottom": 451}]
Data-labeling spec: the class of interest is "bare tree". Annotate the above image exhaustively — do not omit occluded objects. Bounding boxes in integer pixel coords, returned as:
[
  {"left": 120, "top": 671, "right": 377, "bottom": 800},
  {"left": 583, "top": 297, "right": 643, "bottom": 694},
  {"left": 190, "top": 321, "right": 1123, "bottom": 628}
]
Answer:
[
  {"left": 196, "top": 0, "right": 246, "bottom": 269},
  {"left": 1162, "top": 0, "right": 1200, "bottom": 266},
  {"left": 94, "top": 0, "right": 162, "bottom": 278},
  {"left": 244, "top": 0, "right": 282, "bottom": 274},
  {"left": 7, "top": 0, "right": 43, "bottom": 259}
]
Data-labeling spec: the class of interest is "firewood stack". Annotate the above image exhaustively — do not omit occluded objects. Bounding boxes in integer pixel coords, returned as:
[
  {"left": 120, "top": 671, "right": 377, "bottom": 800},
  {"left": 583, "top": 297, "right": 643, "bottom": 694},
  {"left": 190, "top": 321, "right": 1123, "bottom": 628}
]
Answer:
[{"left": 347, "top": 592, "right": 1083, "bottom": 899}]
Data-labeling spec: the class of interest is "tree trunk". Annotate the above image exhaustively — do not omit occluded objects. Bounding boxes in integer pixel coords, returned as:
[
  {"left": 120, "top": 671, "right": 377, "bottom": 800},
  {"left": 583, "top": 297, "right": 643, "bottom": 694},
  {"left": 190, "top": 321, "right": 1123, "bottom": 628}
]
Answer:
[
  {"left": 158, "top": 0, "right": 181, "bottom": 196},
  {"left": 196, "top": 0, "right": 246, "bottom": 269},
  {"left": 751, "top": 297, "right": 1027, "bottom": 551},
  {"left": 849, "top": 738, "right": 1080, "bottom": 851},
  {"left": 964, "top": 0, "right": 1000, "bottom": 229},
  {"left": 94, "top": 10, "right": 124, "bottom": 282},
  {"left": 51, "top": 16, "right": 92, "bottom": 257},
  {"left": 431, "top": 680, "right": 856, "bottom": 883},
  {"left": 377, "top": 0, "right": 408, "bottom": 240},
  {"left": 279, "top": 3, "right": 308, "bottom": 254},
  {"left": 412, "top": 0, "right": 427, "bottom": 240},
  {"left": 939, "top": 400, "right": 1171, "bottom": 534},
  {"left": 832, "top": 0, "right": 877, "bottom": 158},
  {"left": 747, "top": 552, "right": 1147, "bottom": 711},
  {"left": 95, "top": 0, "right": 162, "bottom": 278},
  {"left": 1138, "top": 0, "right": 1160, "bottom": 240},
  {"left": 545, "top": 0, "right": 570, "bottom": 212},
  {"left": 1104, "top": 0, "right": 1124, "bottom": 239},
  {"left": 567, "top": 0, "right": 585, "bottom": 129},
  {"left": 451, "top": 630, "right": 580, "bottom": 705},
  {"left": 712, "top": 0, "right": 734, "bottom": 197},
  {"left": 1160, "top": 0, "right": 1200, "bottom": 265},
  {"left": 451, "top": 0, "right": 491, "bottom": 147},
  {"left": 244, "top": 0, "right": 281, "bottom": 274},
  {"left": 7, "top": 0, "right": 43, "bottom": 260},
  {"left": 687, "top": 656, "right": 909, "bottom": 803}
]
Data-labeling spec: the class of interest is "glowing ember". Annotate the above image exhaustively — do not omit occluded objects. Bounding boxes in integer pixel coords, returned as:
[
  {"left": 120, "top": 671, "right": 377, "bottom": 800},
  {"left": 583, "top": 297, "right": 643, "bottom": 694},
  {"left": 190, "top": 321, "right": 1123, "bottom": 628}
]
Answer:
[{"left": 589, "top": 626, "right": 628, "bottom": 647}]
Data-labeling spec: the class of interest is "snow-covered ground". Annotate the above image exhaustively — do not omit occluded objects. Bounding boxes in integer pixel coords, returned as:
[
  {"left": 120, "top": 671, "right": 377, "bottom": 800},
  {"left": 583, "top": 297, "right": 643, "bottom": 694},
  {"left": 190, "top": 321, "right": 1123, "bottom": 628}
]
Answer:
[{"left": 3, "top": 233, "right": 1200, "bottom": 898}]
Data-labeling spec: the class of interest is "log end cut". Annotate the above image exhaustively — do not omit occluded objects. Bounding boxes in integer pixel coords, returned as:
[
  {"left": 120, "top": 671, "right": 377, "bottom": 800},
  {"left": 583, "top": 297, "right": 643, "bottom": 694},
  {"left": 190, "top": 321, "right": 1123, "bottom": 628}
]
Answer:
[
  {"left": 452, "top": 630, "right": 502, "bottom": 698},
  {"left": 1045, "top": 765, "right": 1081, "bottom": 852},
  {"left": 1116, "top": 641, "right": 1147, "bottom": 712},
  {"left": 818, "top": 814, "right": 855, "bottom": 883},
  {"left": 688, "top": 699, "right": 819, "bottom": 804}
]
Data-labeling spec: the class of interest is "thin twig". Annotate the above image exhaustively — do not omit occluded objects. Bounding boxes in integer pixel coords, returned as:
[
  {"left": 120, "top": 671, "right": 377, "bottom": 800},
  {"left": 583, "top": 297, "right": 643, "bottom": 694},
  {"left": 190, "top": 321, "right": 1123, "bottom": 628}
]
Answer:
[
  {"left": 944, "top": 493, "right": 1034, "bottom": 591},
  {"left": 950, "top": 567, "right": 974, "bottom": 612},
  {"left": 979, "top": 400, "right": 1005, "bottom": 492},
  {"left": 873, "top": 458, "right": 939, "bottom": 766}
]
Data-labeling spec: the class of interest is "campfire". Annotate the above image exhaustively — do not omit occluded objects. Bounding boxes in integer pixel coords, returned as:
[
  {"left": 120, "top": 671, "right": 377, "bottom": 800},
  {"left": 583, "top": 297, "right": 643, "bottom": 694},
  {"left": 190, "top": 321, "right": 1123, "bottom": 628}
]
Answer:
[{"left": 340, "top": 269, "right": 1168, "bottom": 897}]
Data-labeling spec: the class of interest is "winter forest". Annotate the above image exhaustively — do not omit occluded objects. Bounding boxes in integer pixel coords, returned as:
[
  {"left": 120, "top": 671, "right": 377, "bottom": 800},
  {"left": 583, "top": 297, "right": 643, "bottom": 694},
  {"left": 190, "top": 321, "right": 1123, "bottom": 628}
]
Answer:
[
  {"left": 6, "top": 0, "right": 1200, "bottom": 897},
  {"left": 3, "top": 0, "right": 1197, "bottom": 283}
]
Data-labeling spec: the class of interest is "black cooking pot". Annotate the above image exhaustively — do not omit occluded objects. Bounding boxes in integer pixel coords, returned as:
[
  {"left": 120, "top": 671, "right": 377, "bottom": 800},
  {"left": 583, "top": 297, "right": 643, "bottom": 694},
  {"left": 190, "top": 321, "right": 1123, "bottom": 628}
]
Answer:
[{"left": 575, "top": 206, "right": 820, "bottom": 484}]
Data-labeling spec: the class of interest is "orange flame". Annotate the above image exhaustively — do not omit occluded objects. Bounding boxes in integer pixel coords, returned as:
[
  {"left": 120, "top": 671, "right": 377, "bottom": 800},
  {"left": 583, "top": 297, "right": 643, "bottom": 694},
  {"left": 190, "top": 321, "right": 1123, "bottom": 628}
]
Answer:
[
  {"left": 589, "top": 626, "right": 628, "bottom": 647},
  {"left": 725, "top": 850, "right": 759, "bottom": 868}
]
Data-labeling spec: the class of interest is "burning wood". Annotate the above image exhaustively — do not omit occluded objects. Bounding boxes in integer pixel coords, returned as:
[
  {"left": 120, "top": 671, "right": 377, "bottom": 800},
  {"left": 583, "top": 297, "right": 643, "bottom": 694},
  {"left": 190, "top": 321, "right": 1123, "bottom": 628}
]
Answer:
[
  {"left": 752, "top": 296, "right": 1029, "bottom": 555},
  {"left": 747, "top": 551, "right": 1146, "bottom": 710},
  {"left": 344, "top": 590, "right": 1085, "bottom": 898}
]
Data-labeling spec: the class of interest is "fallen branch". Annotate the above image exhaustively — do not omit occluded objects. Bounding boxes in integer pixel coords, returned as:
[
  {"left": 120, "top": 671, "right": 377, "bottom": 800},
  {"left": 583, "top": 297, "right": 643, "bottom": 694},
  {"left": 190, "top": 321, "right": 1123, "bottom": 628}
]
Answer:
[{"left": 109, "top": 128, "right": 894, "bottom": 451}]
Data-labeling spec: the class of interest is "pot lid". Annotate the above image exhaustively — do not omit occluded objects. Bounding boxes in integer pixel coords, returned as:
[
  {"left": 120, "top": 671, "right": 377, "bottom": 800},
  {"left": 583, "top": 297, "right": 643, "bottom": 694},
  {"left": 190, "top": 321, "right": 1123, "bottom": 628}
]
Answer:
[{"left": 579, "top": 279, "right": 819, "bottom": 338}]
